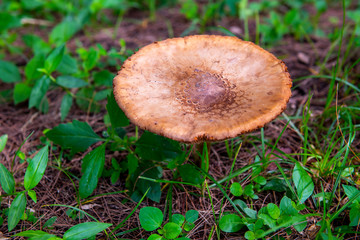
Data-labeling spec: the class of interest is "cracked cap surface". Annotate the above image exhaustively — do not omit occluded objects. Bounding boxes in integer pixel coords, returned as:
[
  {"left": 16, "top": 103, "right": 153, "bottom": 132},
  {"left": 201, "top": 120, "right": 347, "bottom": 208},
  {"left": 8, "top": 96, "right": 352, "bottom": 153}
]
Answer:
[{"left": 113, "top": 35, "right": 292, "bottom": 143}]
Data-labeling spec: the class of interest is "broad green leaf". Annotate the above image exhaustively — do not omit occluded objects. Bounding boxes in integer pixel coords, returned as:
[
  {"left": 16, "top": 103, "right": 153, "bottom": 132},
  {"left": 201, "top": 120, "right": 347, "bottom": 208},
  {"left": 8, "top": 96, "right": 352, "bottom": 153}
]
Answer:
[
  {"left": 79, "top": 144, "right": 106, "bottom": 198},
  {"left": 106, "top": 92, "right": 129, "bottom": 128},
  {"left": 0, "top": 12, "right": 21, "bottom": 32},
  {"left": 83, "top": 48, "right": 99, "bottom": 71},
  {"left": 127, "top": 153, "right": 138, "bottom": 175},
  {"left": 136, "top": 132, "right": 182, "bottom": 161},
  {"left": 293, "top": 163, "right": 314, "bottom": 203},
  {"left": 28, "top": 189, "right": 37, "bottom": 203},
  {"left": 43, "top": 216, "right": 57, "bottom": 228},
  {"left": 279, "top": 196, "right": 298, "bottom": 215},
  {"left": 44, "top": 45, "right": 65, "bottom": 74},
  {"left": 267, "top": 203, "right": 280, "bottom": 219},
  {"left": 0, "top": 162, "right": 15, "bottom": 194},
  {"left": 28, "top": 76, "right": 51, "bottom": 109},
  {"left": 137, "top": 167, "right": 162, "bottom": 202},
  {"left": 253, "top": 176, "right": 266, "bottom": 185},
  {"left": 343, "top": 185, "right": 360, "bottom": 203},
  {"left": 292, "top": 214, "right": 307, "bottom": 232},
  {"left": 163, "top": 222, "right": 182, "bottom": 239},
  {"left": 21, "top": 0, "right": 44, "bottom": 10},
  {"left": 24, "top": 146, "right": 49, "bottom": 190},
  {"left": 8, "top": 192, "right": 27, "bottom": 231},
  {"left": 56, "top": 76, "right": 88, "bottom": 88},
  {"left": 22, "top": 34, "right": 51, "bottom": 56},
  {"left": 0, "top": 60, "right": 21, "bottom": 83},
  {"left": 25, "top": 54, "right": 45, "bottom": 81},
  {"left": 262, "top": 178, "right": 288, "bottom": 192},
  {"left": 350, "top": 203, "right": 360, "bottom": 226},
  {"left": 148, "top": 234, "right": 163, "bottom": 240},
  {"left": 139, "top": 207, "right": 163, "bottom": 231},
  {"left": 244, "top": 208, "right": 257, "bottom": 219},
  {"left": 45, "top": 120, "right": 102, "bottom": 154},
  {"left": 0, "top": 134, "right": 8, "bottom": 152},
  {"left": 13, "top": 83, "right": 32, "bottom": 104},
  {"left": 94, "top": 70, "right": 114, "bottom": 87},
  {"left": 63, "top": 222, "right": 112, "bottom": 240},
  {"left": 230, "top": 182, "right": 243, "bottom": 196},
  {"left": 244, "top": 231, "right": 256, "bottom": 240},
  {"left": 259, "top": 213, "right": 276, "bottom": 229},
  {"left": 49, "top": 19, "right": 80, "bottom": 45},
  {"left": 219, "top": 214, "right": 243, "bottom": 232},
  {"left": 57, "top": 54, "right": 79, "bottom": 74},
  {"left": 178, "top": 164, "right": 204, "bottom": 185},
  {"left": 172, "top": 214, "right": 185, "bottom": 225},
  {"left": 94, "top": 89, "right": 111, "bottom": 101},
  {"left": 183, "top": 221, "right": 195, "bottom": 231},
  {"left": 185, "top": 210, "right": 199, "bottom": 223},
  {"left": 60, "top": 93, "right": 73, "bottom": 121}
]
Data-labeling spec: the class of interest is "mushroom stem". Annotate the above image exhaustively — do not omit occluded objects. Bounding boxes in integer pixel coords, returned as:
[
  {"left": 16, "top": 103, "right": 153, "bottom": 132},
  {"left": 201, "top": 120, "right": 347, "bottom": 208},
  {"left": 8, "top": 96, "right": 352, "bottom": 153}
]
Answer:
[{"left": 194, "top": 142, "right": 211, "bottom": 170}]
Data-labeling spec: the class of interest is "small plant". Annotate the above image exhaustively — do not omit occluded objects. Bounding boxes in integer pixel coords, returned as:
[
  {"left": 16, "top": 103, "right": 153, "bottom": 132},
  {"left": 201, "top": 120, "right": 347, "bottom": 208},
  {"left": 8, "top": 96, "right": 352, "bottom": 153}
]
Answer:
[{"left": 139, "top": 206, "right": 198, "bottom": 240}]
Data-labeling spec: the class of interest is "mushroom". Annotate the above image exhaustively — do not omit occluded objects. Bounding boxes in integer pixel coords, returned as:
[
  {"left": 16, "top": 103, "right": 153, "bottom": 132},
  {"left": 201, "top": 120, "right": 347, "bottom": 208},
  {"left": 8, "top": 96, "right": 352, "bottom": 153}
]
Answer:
[{"left": 113, "top": 35, "right": 292, "bottom": 156}]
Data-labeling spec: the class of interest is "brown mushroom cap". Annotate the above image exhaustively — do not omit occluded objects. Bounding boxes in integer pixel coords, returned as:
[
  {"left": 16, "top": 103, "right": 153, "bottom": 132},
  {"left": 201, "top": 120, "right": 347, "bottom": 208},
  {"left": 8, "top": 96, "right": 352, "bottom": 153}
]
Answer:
[{"left": 113, "top": 35, "right": 292, "bottom": 143}]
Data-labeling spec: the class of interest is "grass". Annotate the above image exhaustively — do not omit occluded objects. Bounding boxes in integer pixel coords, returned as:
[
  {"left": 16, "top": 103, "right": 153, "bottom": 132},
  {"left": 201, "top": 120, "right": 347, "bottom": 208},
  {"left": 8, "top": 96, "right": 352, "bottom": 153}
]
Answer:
[{"left": 0, "top": 0, "right": 359, "bottom": 239}]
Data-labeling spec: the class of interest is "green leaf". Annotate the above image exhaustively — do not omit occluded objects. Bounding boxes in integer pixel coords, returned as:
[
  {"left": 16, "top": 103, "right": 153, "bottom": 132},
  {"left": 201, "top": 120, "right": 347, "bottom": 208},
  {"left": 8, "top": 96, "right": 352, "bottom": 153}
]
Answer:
[
  {"left": 56, "top": 76, "right": 88, "bottom": 88},
  {"left": 279, "top": 196, "right": 298, "bottom": 215},
  {"left": 137, "top": 167, "right": 162, "bottom": 202},
  {"left": 44, "top": 45, "right": 65, "bottom": 74},
  {"left": 57, "top": 54, "right": 79, "bottom": 75},
  {"left": 63, "top": 222, "right": 112, "bottom": 240},
  {"left": 0, "top": 60, "right": 21, "bottom": 83},
  {"left": 8, "top": 192, "right": 27, "bottom": 231},
  {"left": 350, "top": 203, "right": 360, "bottom": 226},
  {"left": 13, "top": 83, "right": 32, "bottom": 104},
  {"left": 136, "top": 132, "right": 182, "bottom": 161},
  {"left": 0, "top": 162, "right": 15, "bottom": 194},
  {"left": 139, "top": 207, "right": 163, "bottom": 231},
  {"left": 25, "top": 54, "right": 45, "bottom": 81},
  {"left": 27, "top": 189, "right": 37, "bottom": 203},
  {"left": 0, "top": 134, "right": 8, "bottom": 152},
  {"left": 106, "top": 92, "right": 129, "bottom": 128},
  {"left": 172, "top": 214, "right": 185, "bottom": 225},
  {"left": 219, "top": 214, "right": 243, "bottom": 232},
  {"left": 343, "top": 185, "right": 360, "bottom": 203},
  {"left": 14, "top": 230, "right": 54, "bottom": 238},
  {"left": 244, "top": 231, "right": 256, "bottom": 240},
  {"left": 83, "top": 48, "right": 99, "bottom": 71},
  {"left": 253, "top": 176, "right": 266, "bottom": 185},
  {"left": 293, "top": 163, "right": 314, "bottom": 203},
  {"left": 24, "top": 146, "right": 49, "bottom": 190},
  {"left": 45, "top": 120, "right": 102, "bottom": 154},
  {"left": 28, "top": 76, "right": 51, "bottom": 109},
  {"left": 79, "top": 144, "right": 106, "bottom": 198},
  {"left": 267, "top": 203, "right": 280, "bottom": 219},
  {"left": 0, "top": 12, "right": 21, "bottom": 32},
  {"left": 183, "top": 222, "right": 195, "bottom": 231},
  {"left": 43, "top": 216, "right": 57, "bottom": 228},
  {"left": 259, "top": 213, "right": 276, "bottom": 229},
  {"left": 49, "top": 19, "right": 80, "bottom": 45},
  {"left": 163, "top": 222, "right": 182, "bottom": 239},
  {"left": 230, "top": 182, "right": 243, "bottom": 196},
  {"left": 148, "top": 234, "right": 163, "bottom": 240},
  {"left": 60, "top": 93, "right": 73, "bottom": 121},
  {"left": 262, "top": 178, "right": 288, "bottom": 192},
  {"left": 178, "top": 164, "right": 204, "bottom": 185},
  {"left": 185, "top": 210, "right": 198, "bottom": 223},
  {"left": 94, "top": 70, "right": 114, "bottom": 87},
  {"left": 127, "top": 153, "right": 138, "bottom": 175}
]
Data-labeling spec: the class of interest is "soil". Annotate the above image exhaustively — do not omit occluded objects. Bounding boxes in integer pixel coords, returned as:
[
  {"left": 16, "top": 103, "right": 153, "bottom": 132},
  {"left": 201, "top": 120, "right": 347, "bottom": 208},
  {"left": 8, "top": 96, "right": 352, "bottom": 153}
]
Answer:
[{"left": 0, "top": 4, "right": 359, "bottom": 240}]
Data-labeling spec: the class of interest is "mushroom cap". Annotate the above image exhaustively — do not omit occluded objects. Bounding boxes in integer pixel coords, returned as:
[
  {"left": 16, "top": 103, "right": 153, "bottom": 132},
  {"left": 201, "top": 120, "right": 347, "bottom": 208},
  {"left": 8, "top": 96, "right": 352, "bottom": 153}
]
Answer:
[{"left": 113, "top": 35, "right": 292, "bottom": 143}]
